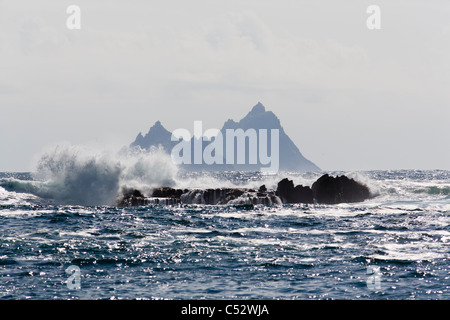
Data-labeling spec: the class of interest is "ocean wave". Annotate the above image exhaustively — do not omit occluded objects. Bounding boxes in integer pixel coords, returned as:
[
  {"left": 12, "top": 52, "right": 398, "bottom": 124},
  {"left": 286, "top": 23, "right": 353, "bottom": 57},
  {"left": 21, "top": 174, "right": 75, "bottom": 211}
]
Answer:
[
  {"left": 1, "top": 144, "right": 178, "bottom": 206},
  {"left": 412, "top": 186, "right": 450, "bottom": 195},
  {"left": 2, "top": 147, "right": 449, "bottom": 210}
]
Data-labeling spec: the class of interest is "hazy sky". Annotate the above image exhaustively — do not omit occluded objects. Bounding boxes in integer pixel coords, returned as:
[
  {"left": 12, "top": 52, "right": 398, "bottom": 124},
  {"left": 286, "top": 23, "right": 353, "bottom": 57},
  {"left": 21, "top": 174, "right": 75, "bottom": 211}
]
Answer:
[{"left": 1, "top": 0, "right": 449, "bottom": 172}]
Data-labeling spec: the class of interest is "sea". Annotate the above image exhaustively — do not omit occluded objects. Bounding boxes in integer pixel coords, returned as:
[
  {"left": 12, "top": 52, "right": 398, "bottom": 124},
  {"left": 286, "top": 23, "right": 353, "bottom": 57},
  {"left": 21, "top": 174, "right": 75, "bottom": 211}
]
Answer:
[{"left": 0, "top": 165, "right": 449, "bottom": 300}]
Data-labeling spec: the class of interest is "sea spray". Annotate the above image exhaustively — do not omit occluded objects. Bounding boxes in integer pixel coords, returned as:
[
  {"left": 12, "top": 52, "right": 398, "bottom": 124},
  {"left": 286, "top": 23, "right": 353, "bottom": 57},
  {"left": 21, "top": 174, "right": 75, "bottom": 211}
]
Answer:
[
  {"left": 34, "top": 144, "right": 122, "bottom": 206},
  {"left": 17, "top": 144, "right": 180, "bottom": 206},
  {"left": 345, "top": 171, "right": 382, "bottom": 198},
  {"left": 119, "top": 145, "right": 178, "bottom": 195}
]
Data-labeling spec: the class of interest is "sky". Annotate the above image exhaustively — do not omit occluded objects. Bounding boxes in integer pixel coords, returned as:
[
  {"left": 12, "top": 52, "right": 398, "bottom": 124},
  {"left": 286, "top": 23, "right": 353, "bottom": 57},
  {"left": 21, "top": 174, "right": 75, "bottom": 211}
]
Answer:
[{"left": 1, "top": 0, "right": 449, "bottom": 172}]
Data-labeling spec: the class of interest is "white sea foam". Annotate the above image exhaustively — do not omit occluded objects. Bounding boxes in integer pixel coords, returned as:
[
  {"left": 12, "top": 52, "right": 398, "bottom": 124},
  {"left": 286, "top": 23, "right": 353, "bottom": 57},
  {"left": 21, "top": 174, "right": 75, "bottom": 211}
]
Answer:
[
  {"left": 372, "top": 242, "right": 447, "bottom": 262},
  {"left": 1, "top": 144, "right": 178, "bottom": 206},
  {"left": 119, "top": 146, "right": 178, "bottom": 194},
  {"left": 174, "top": 173, "right": 237, "bottom": 190}
]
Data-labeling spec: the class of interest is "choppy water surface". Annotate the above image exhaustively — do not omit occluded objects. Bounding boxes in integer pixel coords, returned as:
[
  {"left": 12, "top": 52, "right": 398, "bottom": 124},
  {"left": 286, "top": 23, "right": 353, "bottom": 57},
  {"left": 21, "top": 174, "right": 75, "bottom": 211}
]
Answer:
[{"left": 0, "top": 170, "right": 449, "bottom": 299}]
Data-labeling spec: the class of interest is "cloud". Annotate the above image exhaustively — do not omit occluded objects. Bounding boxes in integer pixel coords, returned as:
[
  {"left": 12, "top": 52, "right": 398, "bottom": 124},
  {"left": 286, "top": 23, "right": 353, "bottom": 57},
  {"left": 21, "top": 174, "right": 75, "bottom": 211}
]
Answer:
[
  {"left": 0, "top": 1, "right": 449, "bottom": 171},
  {"left": 19, "top": 17, "right": 69, "bottom": 55},
  {"left": 204, "top": 11, "right": 272, "bottom": 52},
  {"left": 0, "top": 4, "right": 379, "bottom": 101}
]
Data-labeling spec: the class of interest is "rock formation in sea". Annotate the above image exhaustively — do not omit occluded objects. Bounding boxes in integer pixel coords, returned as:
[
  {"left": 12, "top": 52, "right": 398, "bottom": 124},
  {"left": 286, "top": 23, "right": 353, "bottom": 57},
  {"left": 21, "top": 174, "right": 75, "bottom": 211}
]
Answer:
[
  {"left": 118, "top": 188, "right": 148, "bottom": 207},
  {"left": 116, "top": 174, "right": 372, "bottom": 207},
  {"left": 219, "top": 102, "right": 320, "bottom": 172},
  {"left": 130, "top": 120, "right": 174, "bottom": 153},
  {"left": 311, "top": 174, "right": 371, "bottom": 204},
  {"left": 129, "top": 102, "right": 320, "bottom": 172},
  {"left": 275, "top": 178, "right": 314, "bottom": 204}
]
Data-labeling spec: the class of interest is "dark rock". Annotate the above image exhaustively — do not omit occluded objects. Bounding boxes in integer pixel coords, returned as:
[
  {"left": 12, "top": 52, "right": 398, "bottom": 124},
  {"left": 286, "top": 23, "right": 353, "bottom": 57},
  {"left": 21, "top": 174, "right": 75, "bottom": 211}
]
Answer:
[
  {"left": 117, "top": 188, "right": 148, "bottom": 207},
  {"left": 311, "top": 174, "right": 371, "bottom": 204},
  {"left": 257, "top": 185, "right": 267, "bottom": 197},
  {"left": 221, "top": 189, "right": 246, "bottom": 204},
  {"left": 293, "top": 185, "right": 314, "bottom": 204},
  {"left": 276, "top": 178, "right": 294, "bottom": 203},
  {"left": 116, "top": 175, "right": 372, "bottom": 207},
  {"left": 184, "top": 188, "right": 247, "bottom": 205},
  {"left": 276, "top": 178, "right": 314, "bottom": 204},
  {"left": 152, "top": 187, "right": 184, "bottom": 199}
]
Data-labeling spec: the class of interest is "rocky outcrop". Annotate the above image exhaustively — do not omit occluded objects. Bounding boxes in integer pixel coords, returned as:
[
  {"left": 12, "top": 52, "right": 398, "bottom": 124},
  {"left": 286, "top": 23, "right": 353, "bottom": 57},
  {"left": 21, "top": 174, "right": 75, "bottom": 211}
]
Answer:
[
  {"left": 130, "top": 120, "right": 174, "bottom": 153},
  {"left": 117, "top": 188, "right": 148, "bottom": 207},
  {"left": 219, "top": 102, "right": 321, "bottom": 172},
  {"left": 276, "top": 178, "right": 314, "bottom": 204},
  {"left": 116, "top": 174, "right": 372, "bottom": 207},
  {"left": 179, "top": 188, "right": 281, "bottom": 205},
  {"left": 311, "top": 174, "right": 371, "bottom": 204},
  {"left": 128, "top": 102, "right": 321, "bottom": 172},
  {"left": 152, "top": 187, "right": 184, "bottom": 199}
]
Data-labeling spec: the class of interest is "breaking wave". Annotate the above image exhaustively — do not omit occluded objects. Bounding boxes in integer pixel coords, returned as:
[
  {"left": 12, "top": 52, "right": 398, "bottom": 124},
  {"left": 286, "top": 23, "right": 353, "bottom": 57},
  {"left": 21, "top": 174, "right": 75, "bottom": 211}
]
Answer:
[
  {"left": 0, "top": 144, "right": 178, "bottom": 206},
  {"left": 1, "top": 143, "right": 447, "bottom": 209},
  {"left": 413, "top": 186, "right": 450, "bottom": 195}
]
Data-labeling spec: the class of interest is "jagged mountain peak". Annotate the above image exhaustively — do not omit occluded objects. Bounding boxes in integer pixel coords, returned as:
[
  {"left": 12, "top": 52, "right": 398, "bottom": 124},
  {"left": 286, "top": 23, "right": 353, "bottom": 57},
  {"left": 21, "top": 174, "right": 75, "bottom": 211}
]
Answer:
[
  {"left": 147, "top": 120, "right": 167, "bottom": 133},
  {"left": 249, "top": 102, "right": 266, "bottom": 114},
  {"left": 239, "top": 103, "right": 281, "bottom": 129},
  {"left": 129, "top": 102, "right": 320, "bottom": 172},
  {"left": 130, "top": 120, "right": 172, "bottom": 151}
]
